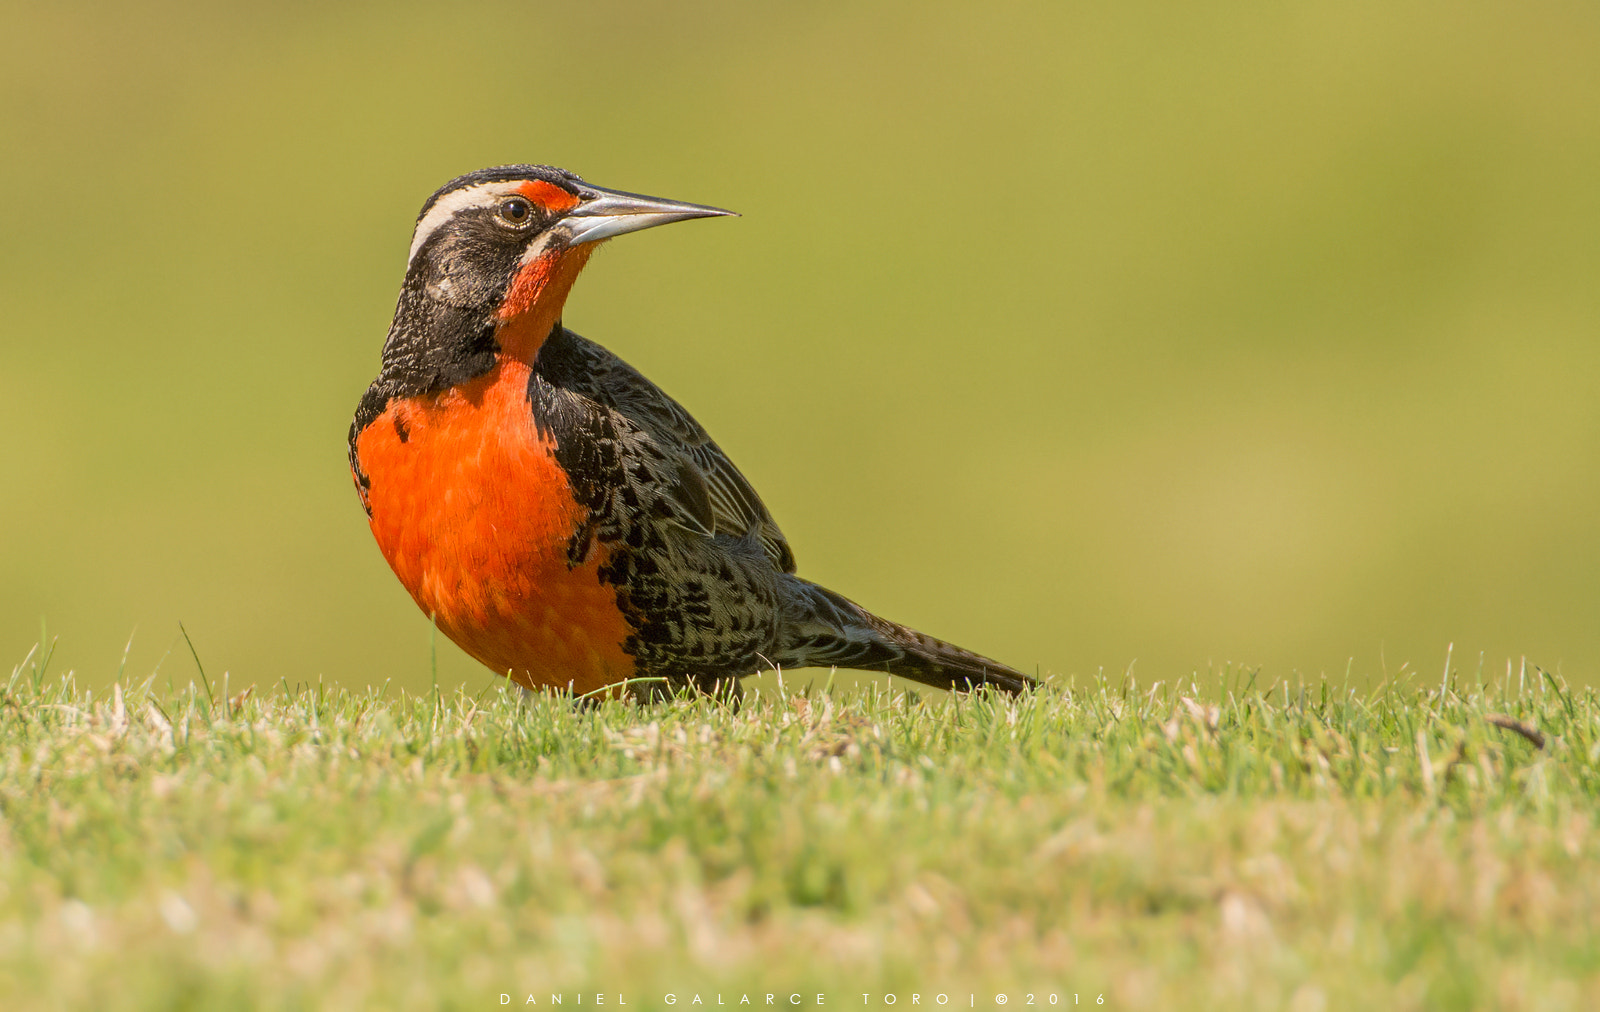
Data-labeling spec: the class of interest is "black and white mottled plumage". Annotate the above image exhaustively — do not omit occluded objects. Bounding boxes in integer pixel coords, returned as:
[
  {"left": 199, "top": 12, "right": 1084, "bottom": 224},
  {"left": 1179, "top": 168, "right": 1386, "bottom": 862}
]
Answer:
[{"left": 527, "top": 325, "right": 1033, "bottom": 694}]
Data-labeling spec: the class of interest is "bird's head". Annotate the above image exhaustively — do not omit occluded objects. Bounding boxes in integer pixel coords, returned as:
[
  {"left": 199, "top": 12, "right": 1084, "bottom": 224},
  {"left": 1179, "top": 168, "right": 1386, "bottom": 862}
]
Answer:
[{"left": 396, "top": 164, "right": 733, "bottom": 362}]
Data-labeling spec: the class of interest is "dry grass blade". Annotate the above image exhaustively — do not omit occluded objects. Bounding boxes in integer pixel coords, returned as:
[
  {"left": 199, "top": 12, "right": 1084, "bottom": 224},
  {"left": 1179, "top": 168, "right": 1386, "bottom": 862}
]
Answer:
[{"left": 1485, "top": 712, "right": 1546, "bottom": 750}]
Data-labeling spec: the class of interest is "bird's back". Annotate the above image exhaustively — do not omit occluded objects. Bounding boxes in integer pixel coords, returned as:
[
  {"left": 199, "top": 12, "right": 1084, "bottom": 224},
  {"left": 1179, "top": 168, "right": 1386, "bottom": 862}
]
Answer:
[
  {"left": 530, "top": 327, "right": 1034, "bottom": 695},
  {"left": 523, "top": 326, "right": 797, "bottom": 689},
  {"left": 532, "top": 327, "right": 795, "bottom": 572}
]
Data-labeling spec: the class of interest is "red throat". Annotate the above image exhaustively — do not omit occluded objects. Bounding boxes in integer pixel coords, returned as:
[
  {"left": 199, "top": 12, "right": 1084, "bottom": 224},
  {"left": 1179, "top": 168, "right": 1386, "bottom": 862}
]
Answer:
[{"left": 494, "top": 243, "right": 596, "bottom": 362}]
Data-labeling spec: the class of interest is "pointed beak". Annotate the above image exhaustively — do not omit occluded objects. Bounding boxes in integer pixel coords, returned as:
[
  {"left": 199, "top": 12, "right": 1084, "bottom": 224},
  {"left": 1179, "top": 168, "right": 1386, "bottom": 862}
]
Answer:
[{"left": 561, "top": 183, "right": 736, "bottom": 246}]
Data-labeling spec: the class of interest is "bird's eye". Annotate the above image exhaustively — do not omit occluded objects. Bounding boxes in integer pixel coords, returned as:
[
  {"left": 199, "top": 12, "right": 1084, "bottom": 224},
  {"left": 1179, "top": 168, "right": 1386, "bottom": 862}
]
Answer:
[{"left": 497, "top": 198, "right": 533, "bottom": 226}]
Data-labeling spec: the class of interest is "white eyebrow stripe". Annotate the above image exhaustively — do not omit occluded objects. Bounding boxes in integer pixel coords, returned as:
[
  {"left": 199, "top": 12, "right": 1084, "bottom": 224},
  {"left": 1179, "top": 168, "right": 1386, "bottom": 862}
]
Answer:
[{"left": 405, "top": 181, "right": 525, "bottom": 268}]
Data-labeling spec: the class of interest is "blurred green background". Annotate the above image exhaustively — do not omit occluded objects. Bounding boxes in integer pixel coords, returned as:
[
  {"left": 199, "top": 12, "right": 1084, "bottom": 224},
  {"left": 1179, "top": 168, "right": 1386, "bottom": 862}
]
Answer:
[{"left": 3, "top": 0, "right": 1598, "bottom": 695}]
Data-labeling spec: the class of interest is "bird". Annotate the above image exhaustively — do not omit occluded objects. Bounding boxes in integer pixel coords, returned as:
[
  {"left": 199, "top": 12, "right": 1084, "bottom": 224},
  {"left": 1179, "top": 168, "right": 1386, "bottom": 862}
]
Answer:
[{"left": 349, "top": 165, "right": 1033, "bottom": 699}]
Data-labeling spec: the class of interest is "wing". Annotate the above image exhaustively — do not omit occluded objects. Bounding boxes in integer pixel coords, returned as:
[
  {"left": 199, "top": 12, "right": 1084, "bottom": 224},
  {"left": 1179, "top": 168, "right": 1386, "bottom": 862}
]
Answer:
[{"left": 533, "top": 325, "right": 797, "bottom": 573}]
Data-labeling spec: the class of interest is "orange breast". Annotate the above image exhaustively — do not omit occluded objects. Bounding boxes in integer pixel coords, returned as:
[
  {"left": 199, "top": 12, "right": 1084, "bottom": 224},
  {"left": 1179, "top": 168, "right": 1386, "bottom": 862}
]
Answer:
[{"left": 354, "top": 359, "right": 635, "bottom": 694}]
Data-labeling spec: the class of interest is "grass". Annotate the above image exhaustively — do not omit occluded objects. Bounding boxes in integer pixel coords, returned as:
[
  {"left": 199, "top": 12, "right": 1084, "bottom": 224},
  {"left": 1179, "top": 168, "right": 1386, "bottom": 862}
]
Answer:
[{"left": 1, "top": 651, "right": 1597, "bottom": 1011}]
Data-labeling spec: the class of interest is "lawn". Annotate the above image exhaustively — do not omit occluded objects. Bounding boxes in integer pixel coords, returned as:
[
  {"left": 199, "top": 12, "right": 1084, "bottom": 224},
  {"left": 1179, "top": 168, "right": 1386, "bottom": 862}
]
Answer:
[{"left": 0, "top": 650, "right": 1595, "bottom": 1011}]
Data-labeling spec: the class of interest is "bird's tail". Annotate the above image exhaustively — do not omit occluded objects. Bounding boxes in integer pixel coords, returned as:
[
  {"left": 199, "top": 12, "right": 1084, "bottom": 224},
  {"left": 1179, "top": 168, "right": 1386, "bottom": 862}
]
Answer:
[{"left": 773, "top": 579, "right": 1035, "bottom": 694}]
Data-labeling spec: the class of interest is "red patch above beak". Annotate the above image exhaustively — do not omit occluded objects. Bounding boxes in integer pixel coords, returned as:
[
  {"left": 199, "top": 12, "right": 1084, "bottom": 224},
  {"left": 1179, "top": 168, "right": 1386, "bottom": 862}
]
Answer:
[{"left": 516, "top": 180, "right": 580, "bottom": 215}]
